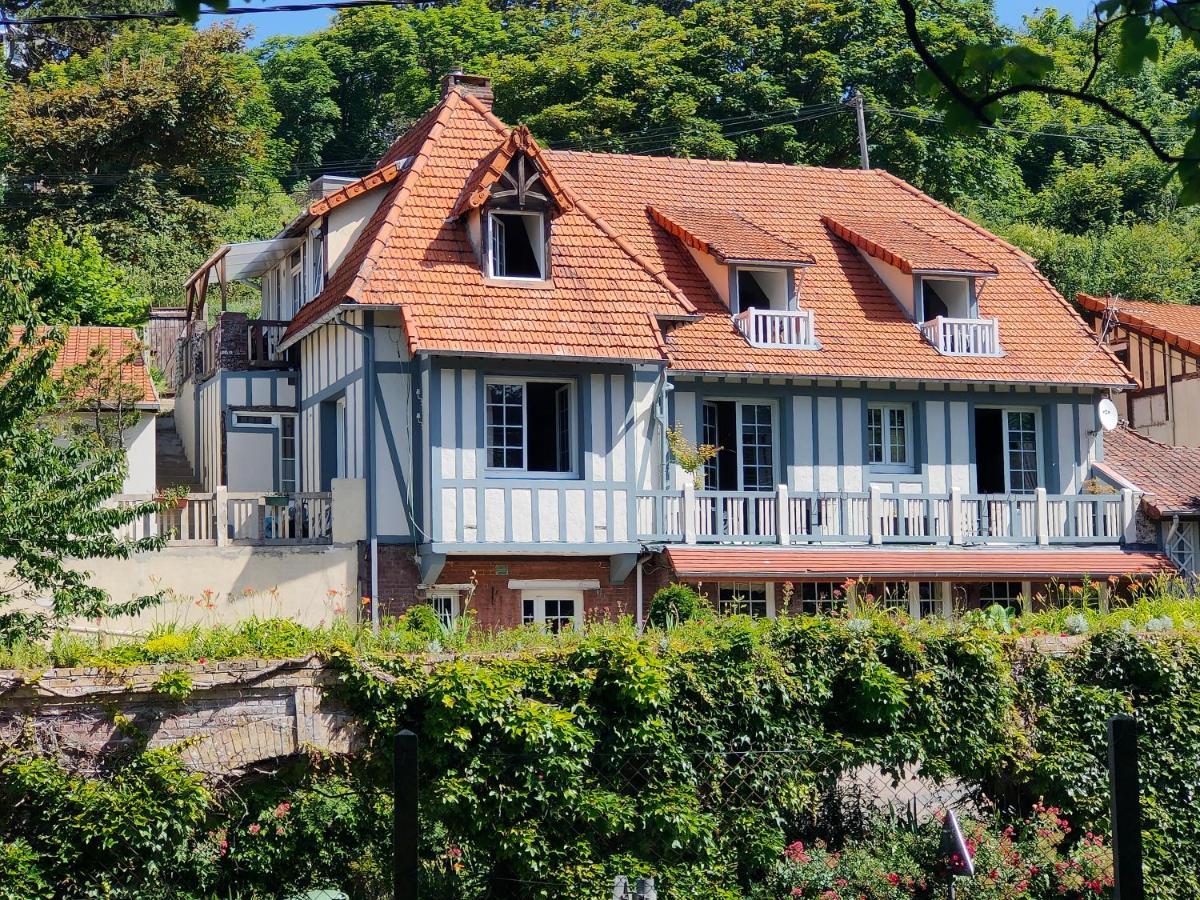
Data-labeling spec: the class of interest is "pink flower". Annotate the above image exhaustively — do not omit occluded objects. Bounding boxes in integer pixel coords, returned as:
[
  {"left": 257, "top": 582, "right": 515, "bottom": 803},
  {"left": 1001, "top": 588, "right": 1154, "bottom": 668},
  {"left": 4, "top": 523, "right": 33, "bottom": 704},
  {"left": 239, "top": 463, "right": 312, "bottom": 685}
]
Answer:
[
  {"left": 275, "top": 826, "right": 284, "bottom": 836},
  {"left": 886, "top": 873, "right": 900, "bottom": 885},
  {"left": 273, "top": 802, "right": 291, "bottom": 818},
  {"left": 248, "top": 823, "right": 261, "bottom": 835}
]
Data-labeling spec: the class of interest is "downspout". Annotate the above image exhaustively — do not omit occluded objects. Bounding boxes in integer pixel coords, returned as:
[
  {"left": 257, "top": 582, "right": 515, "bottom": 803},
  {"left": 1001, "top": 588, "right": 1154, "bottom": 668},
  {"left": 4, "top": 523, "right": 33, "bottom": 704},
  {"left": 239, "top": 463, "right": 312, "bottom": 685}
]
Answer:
[
  {"left": 335, "top": 313, "right": 379, "bottom": 633},
  {"left": 655, "top": 369, "right": 673, "bottom": 490}
]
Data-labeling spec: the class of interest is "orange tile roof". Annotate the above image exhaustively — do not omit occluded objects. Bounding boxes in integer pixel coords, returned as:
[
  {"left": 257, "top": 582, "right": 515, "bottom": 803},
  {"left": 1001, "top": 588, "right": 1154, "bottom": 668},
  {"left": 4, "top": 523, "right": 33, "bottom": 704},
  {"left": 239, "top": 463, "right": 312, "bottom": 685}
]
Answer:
[
  {"left": 1078, "top": 292, "right": 1200, "bottom": 359},
  {"left": 306, "top": 160, "right": 407, "bottom": 219},
  {"left": 450, "top": 125, "right": 574, "bottom": 218},
  {"left": 665, "top": 546, "right": 1174, "bottom": 580},
  {"left": 282, "top": 87, "right": 1131, "bottom": 386},
  {"left": 1095, "top": 426, "right": 1200, "bottom": 517},
  {"left": 10, "top": 326, "right": 157, "bottom": 407},
  {"left": 821, "top": 216, "right": 997, "bottom": 276},
  {"left": 648, "top": 205, "right": 814, "bottom": 266}
]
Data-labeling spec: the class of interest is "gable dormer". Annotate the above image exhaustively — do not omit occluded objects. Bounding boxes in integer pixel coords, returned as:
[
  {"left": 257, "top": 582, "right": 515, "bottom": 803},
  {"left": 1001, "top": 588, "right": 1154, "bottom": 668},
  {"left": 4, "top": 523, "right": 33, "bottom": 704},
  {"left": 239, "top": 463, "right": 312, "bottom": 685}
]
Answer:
[
  {"left": 822, "top": 216, "right": 1003, "bottom": 357},
  {"left": 648, "top": 205, "right": 818, "bottom": 349},
  {"left": 452, "top": 126, "right": 574, "bottom": 284}
]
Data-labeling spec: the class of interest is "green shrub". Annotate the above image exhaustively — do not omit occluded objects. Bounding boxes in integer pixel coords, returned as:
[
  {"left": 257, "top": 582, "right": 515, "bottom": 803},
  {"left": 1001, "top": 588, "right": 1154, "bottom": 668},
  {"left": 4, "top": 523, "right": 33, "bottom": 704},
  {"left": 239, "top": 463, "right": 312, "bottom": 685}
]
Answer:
[
  {"left": 646, "top": 583, "right": 705, "bottom": 628},
  {"left": 400, "top": 603, "right": 444, "bottom": 641}
]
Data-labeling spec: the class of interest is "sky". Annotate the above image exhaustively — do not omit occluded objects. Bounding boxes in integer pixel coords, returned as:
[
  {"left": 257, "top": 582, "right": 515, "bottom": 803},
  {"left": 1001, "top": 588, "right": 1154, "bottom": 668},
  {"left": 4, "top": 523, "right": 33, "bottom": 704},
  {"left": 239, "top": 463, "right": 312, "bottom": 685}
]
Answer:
[{"left": 218, "top": 0, "right": 1099, "bottom": 45}]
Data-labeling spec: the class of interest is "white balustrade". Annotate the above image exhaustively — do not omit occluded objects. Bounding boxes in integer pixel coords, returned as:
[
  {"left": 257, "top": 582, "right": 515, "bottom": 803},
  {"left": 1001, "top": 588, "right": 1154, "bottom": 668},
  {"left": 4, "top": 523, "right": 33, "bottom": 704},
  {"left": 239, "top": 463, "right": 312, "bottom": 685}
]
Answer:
[
  {"left": 733, "top": 308, "right": 817, "bottom": 349},
  {"left": 920, "top": 316, "right": 1002, "bottom": 356}
]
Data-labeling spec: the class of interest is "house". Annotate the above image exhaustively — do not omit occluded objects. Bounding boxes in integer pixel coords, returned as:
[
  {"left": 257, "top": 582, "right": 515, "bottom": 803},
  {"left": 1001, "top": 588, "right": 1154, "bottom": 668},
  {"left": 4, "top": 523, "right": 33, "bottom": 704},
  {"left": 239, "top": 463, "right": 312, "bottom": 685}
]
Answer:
[
  {"left": 1078, "top": 292, "right": 1200, "bottom": 446},
  {"left": 171, "top": 73, "right": 1173, "bottom": 629},
  {"left": 15, "top": 325, "right": 158, "bottom": 494},
  {"left": 1093, "top": 426, "right": 1200, "bottom": 579}
]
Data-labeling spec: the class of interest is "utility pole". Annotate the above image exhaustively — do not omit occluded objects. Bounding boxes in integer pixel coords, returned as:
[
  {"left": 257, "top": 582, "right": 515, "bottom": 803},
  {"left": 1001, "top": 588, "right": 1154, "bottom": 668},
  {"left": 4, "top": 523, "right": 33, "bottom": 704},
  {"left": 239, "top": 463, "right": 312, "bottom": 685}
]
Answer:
[{"left": 850, "top": 91, "right": 870, "bottom": 170}]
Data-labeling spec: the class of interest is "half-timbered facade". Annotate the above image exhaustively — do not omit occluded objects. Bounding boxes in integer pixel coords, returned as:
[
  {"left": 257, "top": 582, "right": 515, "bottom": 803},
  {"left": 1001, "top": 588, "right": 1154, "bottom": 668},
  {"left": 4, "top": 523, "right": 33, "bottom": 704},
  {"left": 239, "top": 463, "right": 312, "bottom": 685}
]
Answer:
[{"left": 174, "top": 73, "right": 1174, "bottom": 628}]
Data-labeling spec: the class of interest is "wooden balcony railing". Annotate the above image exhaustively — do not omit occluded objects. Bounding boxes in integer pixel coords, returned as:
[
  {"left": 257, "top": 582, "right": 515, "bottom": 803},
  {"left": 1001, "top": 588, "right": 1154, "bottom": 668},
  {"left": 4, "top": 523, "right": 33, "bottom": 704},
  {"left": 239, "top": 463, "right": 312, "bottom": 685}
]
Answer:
[
  {"left": 635, "top": 485, "right": 1136, "bottom": 547},
  {"left": 247, "top": 320, "right": 296, "bottom": 367},
  {"left": 733, "top": 308, "right": 817, "bottom": 349},
  {"left": 111, "top": 490, "right": 332, "bottom": 547},
  {"left": 920, "top": 316, "right": 1002, "bottom": 356}
]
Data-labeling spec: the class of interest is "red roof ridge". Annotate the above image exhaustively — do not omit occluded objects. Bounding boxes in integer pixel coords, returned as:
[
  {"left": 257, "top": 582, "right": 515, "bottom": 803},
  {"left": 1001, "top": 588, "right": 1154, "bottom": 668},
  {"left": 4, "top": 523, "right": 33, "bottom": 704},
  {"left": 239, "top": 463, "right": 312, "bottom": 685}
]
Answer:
[
  {"left": 870, "top": 169, "right": 1033, "bottom": 261},
  {"left": 283, "top": 91, "right": 465, "bottom": 345},
  {"left": 1077, "top": 291, "right": 1199, "bottom": 374},
  {"left": 450, "top": 124, "right": 575, "bottom": 218},
  {"left": 307, "top": 160, "right": 405, "bottom": 218}
]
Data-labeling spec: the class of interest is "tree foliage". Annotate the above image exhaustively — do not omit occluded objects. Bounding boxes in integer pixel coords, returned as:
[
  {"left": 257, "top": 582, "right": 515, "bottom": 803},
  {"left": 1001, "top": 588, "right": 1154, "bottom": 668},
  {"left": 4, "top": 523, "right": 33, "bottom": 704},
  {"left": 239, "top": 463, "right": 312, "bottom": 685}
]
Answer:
[{"left": 0, "top": 291, "right": 165, "bottom": 645}]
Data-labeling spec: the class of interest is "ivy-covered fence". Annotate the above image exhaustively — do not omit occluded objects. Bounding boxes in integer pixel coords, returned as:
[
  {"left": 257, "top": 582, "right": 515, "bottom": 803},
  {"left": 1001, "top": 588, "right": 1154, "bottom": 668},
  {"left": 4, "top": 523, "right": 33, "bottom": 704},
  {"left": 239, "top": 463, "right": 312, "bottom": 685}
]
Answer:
[{"left": 1, "top": 615, "right": 1198, "bottom": 899}]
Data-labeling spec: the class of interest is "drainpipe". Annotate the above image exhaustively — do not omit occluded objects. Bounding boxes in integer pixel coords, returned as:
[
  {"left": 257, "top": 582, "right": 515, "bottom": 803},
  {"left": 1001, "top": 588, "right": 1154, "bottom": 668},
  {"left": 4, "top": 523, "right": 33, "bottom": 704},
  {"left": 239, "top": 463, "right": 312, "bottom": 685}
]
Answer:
[
  {"left": 335, "top": 313, "right": 379, "bottom": 633},
  {"left": 655, "top": 369, "right": 673, "bottom": 490}
]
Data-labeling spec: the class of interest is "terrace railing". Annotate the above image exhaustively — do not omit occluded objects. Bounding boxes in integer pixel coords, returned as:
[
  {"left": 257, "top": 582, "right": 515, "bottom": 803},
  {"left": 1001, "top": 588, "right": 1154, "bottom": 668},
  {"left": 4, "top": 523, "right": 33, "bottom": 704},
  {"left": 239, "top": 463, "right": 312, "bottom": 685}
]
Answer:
[
  {"left": 111, "top": 490, "right": 333, "bottom": 547},
  {"left": 733, "top": 308, "right": 818, "bottom": 349},
  {"left": 635, "top": 484, "right": 1137, "bottom": 547}
]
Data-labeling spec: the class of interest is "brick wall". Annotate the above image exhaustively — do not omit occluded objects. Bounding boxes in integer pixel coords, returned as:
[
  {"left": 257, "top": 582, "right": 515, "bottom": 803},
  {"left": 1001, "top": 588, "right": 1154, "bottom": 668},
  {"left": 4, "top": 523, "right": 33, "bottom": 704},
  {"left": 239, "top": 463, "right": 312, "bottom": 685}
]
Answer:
[
  {"left": 363, "top": 543, "right": 673, "bottom": 627},
  {"left": 215, "top": 311, "right": 250, "bottom": 372}
]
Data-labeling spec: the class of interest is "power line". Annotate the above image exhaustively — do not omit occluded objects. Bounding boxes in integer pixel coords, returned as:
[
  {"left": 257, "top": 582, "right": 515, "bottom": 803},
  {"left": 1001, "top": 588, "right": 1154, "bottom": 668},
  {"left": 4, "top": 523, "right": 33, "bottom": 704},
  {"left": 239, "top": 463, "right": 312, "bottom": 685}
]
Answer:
[{"left": 0, "top": 1, "right": 432, "bottom": 27}]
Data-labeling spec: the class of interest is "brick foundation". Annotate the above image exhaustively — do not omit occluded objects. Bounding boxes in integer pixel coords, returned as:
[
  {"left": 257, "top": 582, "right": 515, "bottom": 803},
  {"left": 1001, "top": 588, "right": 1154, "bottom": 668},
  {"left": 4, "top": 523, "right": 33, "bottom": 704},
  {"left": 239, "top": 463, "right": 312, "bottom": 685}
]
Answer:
[{"left": 362, "top": 543, "right": 674, "bottom": 627}]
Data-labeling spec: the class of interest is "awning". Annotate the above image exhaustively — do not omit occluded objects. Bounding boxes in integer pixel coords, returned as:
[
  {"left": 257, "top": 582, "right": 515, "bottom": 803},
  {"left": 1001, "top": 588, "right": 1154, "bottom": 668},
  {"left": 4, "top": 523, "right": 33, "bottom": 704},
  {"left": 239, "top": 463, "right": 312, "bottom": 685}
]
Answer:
[
  {"left": 183, "top": 238, "right": 303, "bottom": 319},
  {"left": 664, "top": 546, "right": 1175, "bottom": 581}
]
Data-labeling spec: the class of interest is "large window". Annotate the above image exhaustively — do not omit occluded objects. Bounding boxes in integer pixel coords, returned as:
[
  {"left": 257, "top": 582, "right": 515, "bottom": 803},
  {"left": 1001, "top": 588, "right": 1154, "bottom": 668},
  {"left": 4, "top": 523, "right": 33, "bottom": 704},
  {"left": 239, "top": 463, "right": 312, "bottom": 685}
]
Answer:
[
  {"left": 522, "top": 591, "right": 582, "bottom": 632},
  {"left": 702, "top": 400, "right": 775, "bottom": 492},
  {"left": 715, "top": 582, "right": 771, "bottom": 618},
  {"left": 734, "top": 268, "right": 788, "bottom": 313},
  {"left": 867, "top": 404, "right": 911, "bottom": 469},
  {"left": 486, "top": 379, "right": 573, "bottom": 474},
  {"left": 797, "top": 582, "right": 847, "bottom": 615},
  {"left": 975, "top": 408, "right": 1039, "bottom": 493},
  {"left": 488, "top": 211, "right": 546, "bottom": 280},
  {"left": 289, "top": 247, "right": 305, "bottom": 311}
]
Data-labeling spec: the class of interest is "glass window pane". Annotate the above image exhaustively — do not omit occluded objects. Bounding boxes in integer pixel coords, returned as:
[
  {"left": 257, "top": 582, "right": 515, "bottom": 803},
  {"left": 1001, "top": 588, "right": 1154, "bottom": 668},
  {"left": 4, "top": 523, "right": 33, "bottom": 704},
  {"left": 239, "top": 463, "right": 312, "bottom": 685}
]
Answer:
[
  {"left": 740, "top": 405, "right": 773, "bottom": 492},
  {"left": 867, "top": 407, "right": 883, "bottom": 464}
]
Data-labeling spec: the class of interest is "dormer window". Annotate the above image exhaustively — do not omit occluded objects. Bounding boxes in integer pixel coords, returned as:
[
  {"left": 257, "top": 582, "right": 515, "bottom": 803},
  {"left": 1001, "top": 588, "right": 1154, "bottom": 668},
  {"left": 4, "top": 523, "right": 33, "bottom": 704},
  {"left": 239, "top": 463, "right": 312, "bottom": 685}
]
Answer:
[
  {"left": 919, "top": 277, "right": 974, "bottom": 321},
  {"left": 734, "top": 267, "right": 790, "bottom": 313},
  {"left": 487, "top": 210, "right": 546, "bottom": 280}
]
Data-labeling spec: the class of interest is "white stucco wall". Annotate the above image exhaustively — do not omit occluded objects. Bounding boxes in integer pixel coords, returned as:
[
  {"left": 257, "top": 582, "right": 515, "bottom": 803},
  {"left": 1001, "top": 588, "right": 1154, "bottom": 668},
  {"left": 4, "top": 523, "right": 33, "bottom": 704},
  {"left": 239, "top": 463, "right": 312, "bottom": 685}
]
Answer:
[{"left": 122, "top": 412, "right": 157, "bottom": 494}]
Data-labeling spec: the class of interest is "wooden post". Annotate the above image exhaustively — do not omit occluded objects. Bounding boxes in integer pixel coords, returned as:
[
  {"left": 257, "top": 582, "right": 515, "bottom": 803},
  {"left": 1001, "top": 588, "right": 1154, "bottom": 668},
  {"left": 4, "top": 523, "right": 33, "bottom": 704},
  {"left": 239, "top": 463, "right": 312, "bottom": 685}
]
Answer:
[
  {"left": 1108, "top": 715, "right": 1145, "bottom": 900},
  {"left": 683, "top": 481, "right": 697, "bottom": 545},
  {"left": 1035, "top": 487, "right": 1049, "bottom": 546},
  {"left": 869, "top": 484, "right": 883, "bottom": 545},
  {"left": 776, "top": 484, "right": 790, "bottom": 546},
  {"left": 214, "top": 487, "right": 228, "bottom": 546},
  {"left": 394, "top": 730, "right": 419, "bottom": 899},
  {"left": 949, "top": 487, "right": 963, "bottom": 545}
]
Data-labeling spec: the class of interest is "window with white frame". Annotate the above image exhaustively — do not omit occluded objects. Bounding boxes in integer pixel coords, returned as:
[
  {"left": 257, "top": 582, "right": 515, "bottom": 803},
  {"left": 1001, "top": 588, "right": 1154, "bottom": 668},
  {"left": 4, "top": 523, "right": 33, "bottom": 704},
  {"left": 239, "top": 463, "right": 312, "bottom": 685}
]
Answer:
[
  {"left": 916, "top": 583, "right": 941, "bottom": 619},
  {"left": 521, "top": 591, "right": 582, "bottom": 632},
  {"left": 734, "top": 267, "right": 789, "bottom": 314},
  {"left": 427, "top": 590, "right": 460, "bottom": 629},
  {"left": 487, "top": 210, "right": 546, "bottom": 280},
  {"left": 702, "top": 400, "right": 775, "bottom": 492},
  {"left": 867, "top": 404, "right": 911, "bottom": 469},
  {"left": 978, "top": 581, "right": 1024, "bottom": 608},
  {"left": 289, "top": 247, "right": 305, "bottom": 310},
  {"left": 975, "top": 408, "right": 1040, "bottom": 494},
  {"left": 797, "top": 582, "right": 847, "bottom": 615},
  {"left": 309, "top": 226, "right": 324, "bottom": 297},
  {"left": 231, "top": 412, "right": 298, "bottom": 493},
  {"left": 715, "top": 582, "right": 772, "bottom": 618},
  {"left": 485, "top": 378, "right": 573, "bottom": 474}
]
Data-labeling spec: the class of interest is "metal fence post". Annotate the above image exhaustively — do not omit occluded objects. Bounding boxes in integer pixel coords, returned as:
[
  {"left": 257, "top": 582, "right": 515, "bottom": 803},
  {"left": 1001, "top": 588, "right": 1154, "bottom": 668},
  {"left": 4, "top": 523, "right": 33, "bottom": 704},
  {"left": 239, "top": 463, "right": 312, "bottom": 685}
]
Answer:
[
  {"left": 1108, "top": 715, "right": 1145, "bottom": 900},
  {"left": 394, "top": 729, "right": 419, "bottom": 899}
]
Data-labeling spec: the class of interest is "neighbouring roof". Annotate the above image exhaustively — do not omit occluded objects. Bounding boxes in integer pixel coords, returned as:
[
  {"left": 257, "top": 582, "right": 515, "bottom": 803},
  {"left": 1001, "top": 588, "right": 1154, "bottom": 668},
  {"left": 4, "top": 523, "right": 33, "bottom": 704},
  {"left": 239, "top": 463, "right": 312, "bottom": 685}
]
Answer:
[
  {"left": 665, "top": 546, "right": 1174, "bottom": 580},
  {"left": 1095, "top": 426, "right": 1200, "bottom": 518},
  {"left": 1078, "top": 292, "right": 1200, "bottom": 358},
  {"left": 820, "top": 216, "right": 997, "bottom": 277},
  {"left": 10, "top": 326, "right": 158, "bottom": 408},
  {"left": 648, "top": 205, "right": 815, "bottom": 266},
  {"left": 280, "top": 84, "right": 1131, "bottom": 386}
]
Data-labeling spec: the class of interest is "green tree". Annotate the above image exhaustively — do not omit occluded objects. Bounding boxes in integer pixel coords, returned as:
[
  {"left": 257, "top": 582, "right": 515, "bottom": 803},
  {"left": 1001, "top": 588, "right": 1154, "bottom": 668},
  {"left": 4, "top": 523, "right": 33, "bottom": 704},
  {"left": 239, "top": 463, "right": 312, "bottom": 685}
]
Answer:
[
  {"left": 5, "top": 223, "right": 148, "bottom": 326},
  {"left": 0, "top": 285, "right": 165, "bottom": 645}
]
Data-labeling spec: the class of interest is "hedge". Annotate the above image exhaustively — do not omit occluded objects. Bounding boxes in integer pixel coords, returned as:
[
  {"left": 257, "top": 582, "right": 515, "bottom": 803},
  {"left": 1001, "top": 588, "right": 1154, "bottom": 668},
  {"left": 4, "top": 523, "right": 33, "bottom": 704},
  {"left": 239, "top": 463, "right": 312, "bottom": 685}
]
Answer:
[{"left": 2, "top": 613, "right": 1199, "bottom": 898}]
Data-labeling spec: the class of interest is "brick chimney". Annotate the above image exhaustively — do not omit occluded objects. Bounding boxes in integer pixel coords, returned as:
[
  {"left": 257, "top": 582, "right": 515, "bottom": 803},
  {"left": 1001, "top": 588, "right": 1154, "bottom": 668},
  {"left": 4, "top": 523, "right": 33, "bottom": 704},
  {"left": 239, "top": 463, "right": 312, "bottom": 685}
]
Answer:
[{"left": 441, "top": 70, "right": 493, "bottom": 109}]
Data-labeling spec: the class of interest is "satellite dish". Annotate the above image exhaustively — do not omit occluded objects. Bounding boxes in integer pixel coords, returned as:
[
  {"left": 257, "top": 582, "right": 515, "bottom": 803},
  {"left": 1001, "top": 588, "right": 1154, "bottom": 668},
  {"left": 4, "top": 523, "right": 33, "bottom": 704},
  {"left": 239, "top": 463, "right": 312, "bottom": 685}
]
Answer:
[{"left": 1098, "top": 398, "right": 1119, "bottom": 432}]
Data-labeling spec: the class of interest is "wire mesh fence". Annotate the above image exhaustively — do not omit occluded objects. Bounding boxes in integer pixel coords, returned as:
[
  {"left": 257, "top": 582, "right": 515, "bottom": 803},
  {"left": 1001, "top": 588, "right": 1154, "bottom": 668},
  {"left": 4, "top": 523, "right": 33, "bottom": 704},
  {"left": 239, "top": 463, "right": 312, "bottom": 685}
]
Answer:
[{"left": 403, "top": 743, "right": 1118, "bottom": 899}]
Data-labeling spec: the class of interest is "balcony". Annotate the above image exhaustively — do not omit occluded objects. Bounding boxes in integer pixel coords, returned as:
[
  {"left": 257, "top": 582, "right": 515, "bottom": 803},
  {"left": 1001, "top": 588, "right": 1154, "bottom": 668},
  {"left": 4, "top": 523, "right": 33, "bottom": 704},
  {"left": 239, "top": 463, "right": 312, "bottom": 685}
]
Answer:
[
  {"left": 112, "top": 488, "right": 345, "bottom": 547},
  {"left": 636, "top": 484, "right": 1136, "bottom": 547},
  {"left": 920, "top": 316, "right": 1001, "bottom": 357},
  {"left": 176, "top": 314, "right": 298, "bottom": 385},
  {"left": 734, "top": 308, "right": 817, "bottom": 349}
]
